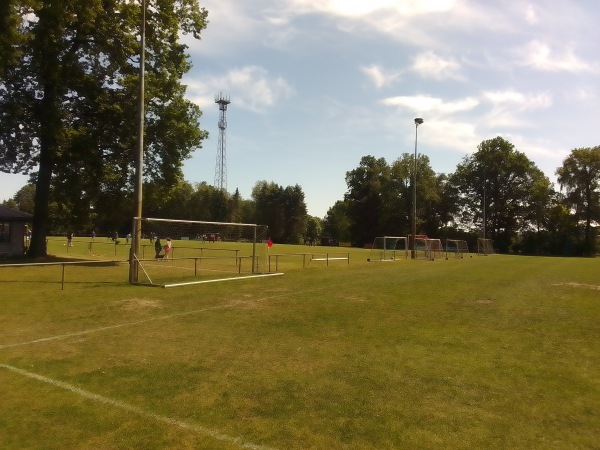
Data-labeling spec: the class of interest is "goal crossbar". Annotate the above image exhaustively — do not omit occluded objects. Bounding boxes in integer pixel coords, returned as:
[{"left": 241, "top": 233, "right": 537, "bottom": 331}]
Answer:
[
  {"left": 445, "top": 239, "right": 470, "bottom": 259},
  {"left": 367, "top": 236, "right": 408, "bottom": 262},
  {"left": 130, "top": 217, "right": 273, "bottom": 286},
  {"left": 477, "top": 238, "right": 495, "bottom": 256}
]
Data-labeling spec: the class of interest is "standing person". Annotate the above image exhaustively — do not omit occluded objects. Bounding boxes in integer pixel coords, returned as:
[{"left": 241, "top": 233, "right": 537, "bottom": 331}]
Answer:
[
  {"left": 154, "top": 238, "right": 163, "bottom": 259},
  {"left": 67, "top": 232, "right": 73, "bottom": 247},
  {"left": 126, "top": 233, "right": 131, "bottom": 244},
  {"left": 92, "top": 230, "right": 96, "bottom": 240},
  {"left": 25, "top": 226, "right": 31, "bottom": 250},
  {"left": 164, "top": 238, "right": 172, "bottom": 259}
]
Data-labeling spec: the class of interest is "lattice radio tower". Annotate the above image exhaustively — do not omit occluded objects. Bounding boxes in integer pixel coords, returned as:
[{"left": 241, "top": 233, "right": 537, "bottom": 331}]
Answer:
[{"left": 214, "top": 93, "right": 231, "bottom": 191}]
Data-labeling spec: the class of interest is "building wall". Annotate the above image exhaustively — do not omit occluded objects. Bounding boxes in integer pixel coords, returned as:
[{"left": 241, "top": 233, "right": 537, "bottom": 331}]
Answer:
[{"left": 0, "top": 220, "right": 28, "bottom": 256}]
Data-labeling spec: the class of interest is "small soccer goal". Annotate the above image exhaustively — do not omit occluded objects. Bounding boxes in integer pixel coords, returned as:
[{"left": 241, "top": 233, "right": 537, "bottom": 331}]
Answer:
[
  {"left": 367, "top": 236, "right": 408, "bottom": 262},
  {"left": 477, "top": 238, "right": 495, "bottom": 256},
  {"left": 414, "top": 237, "right": 444, "bottom": 260},
  {"left": 445, "top": 239, "right": 470, "bottom": 259},
  {"left": 129, "top": 217, "right": 281, "bottom": 287}
]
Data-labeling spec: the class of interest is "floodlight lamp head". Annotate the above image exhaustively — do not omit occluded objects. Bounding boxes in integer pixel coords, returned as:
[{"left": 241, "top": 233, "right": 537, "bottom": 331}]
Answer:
[{"left": 414, "top": 118, "right": 424, "bottom": 126}]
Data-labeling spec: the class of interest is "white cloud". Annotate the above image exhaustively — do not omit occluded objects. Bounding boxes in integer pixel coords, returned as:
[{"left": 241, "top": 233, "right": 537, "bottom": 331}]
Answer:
[
  {"left": 483, "top": 90, "right": 552, "bottom": 110},
  {"left": 410, "top": 51, "right": 464, "bottom": 81},
  {"left": 361, "top": 64, "right": 402, "bottom": 88},
  {"left": 382, "top": 95, "right": 479, "bottom": 115},
  {"left": 520, "top": 40, "right": 600, "bottom": 73},
  {"left": 569, "top": 88, "right": 596, "bottom": 102},
  {"left": 290, "top": 0, "right": 457, "bottom": 17},
  {"left": 482, "top": 89, "right": 552, "bottom": 128},
  {"left": 185, "top": 66, "right": 295, "bottom": 113},
  {"left": 525, "top": 4, "right": 539, "bottom": 25},
  {"left": 424, "top": 119, "right": 479, "bottom": 155}
]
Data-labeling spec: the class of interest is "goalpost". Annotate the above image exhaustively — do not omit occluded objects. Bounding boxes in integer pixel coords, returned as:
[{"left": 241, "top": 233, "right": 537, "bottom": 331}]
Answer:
[
  {"left": 426, "top": 238, "right": 443, "bottom": 260},
  {"left": 129, "top": 217, "right": 280, "bottom": 287},
  {"left": 445, "top": 239, "right": 470, "bottom": 259},
  {"left": 477, "top": 238, "right": 495, "bottom": 255},
  {"left": 414, "top": 237, "right": 444, "bottom": 260},
  {"left": 367, "top": 236, "right": 408, "bottom": 261}
]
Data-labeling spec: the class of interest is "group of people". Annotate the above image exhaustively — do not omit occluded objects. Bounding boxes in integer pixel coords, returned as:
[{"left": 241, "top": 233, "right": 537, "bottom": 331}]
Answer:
[{"left": 154, "top": 237, "right": 172, "bottom": 259}]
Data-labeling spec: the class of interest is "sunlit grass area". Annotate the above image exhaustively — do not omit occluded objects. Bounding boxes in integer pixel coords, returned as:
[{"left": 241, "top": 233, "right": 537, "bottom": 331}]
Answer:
[{"left": 1, "top": 252, "right": 599, "bottom": 449}]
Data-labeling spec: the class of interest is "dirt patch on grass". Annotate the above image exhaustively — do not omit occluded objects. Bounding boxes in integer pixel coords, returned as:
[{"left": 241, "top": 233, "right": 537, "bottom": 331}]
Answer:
[
  {"left": 552, "top": 282, "right": 600, "bottom": 291},
  {"left": 119, "top": 298, "right": 162, "bottom": 311}
]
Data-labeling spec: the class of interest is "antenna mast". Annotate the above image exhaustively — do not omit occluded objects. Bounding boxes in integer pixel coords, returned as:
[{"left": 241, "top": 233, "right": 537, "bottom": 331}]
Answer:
[{"left": 214, "top": 93, "right": 231, "bottom": 191}]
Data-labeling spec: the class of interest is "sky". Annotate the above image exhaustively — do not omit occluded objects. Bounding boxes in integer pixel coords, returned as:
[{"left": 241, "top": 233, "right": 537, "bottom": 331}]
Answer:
[{"left": 2, "top": 0, "right": 599, "bottom": 218}]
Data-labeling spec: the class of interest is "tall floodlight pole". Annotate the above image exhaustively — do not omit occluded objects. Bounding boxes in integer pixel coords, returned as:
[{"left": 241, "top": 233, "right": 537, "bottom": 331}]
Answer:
[
  {"left": 412, "top": 118, "right": 424, "bottom": 259},
  {"left": 483, "top": 166, "right": 486, "bottom": 239},
  {"left": 214, "top": 93, "right": 231, "bottom": 191},
  {"left": 129, "top": 0, "right": 145, "bottom": 283}
]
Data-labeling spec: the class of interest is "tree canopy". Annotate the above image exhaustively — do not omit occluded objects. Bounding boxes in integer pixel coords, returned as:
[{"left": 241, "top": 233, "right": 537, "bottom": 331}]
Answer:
[
  {"left": 448, "top": 137, "right": 552, "bottom": 252},
  {"left": 0, "top": 0, "right": 208, "bottom": 256},
  {"left": 556, "top": 146, "right": 600, "bottom": 255}
]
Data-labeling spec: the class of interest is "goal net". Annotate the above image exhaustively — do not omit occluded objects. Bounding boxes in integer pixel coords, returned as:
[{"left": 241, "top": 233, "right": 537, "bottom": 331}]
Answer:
[
  {"left": 477, "top": 238, "right": 495, "bottom": 255},
  {"left": 367, "top": 236, "right": 408, "bottom": 262},
  {"left": 445, "top": 239, "right": 470, "bottom": 259},
  {"left": 414, "top": 237, "right": 444, "bottom": 260},
  {"left": 130, "top": 217, "right": 277, "bottom": 287}
]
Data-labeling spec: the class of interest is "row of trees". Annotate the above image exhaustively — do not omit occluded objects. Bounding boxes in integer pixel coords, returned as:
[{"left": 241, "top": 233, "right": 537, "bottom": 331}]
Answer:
[
  {"left": 3, "top": 179, "right": 316, "bottom": 245},
  {"left": 5, "top": 139, "right": 599, "bottom": 256},
  {"left": 324, "top": 139, "right": 599, "bottom": 256}
]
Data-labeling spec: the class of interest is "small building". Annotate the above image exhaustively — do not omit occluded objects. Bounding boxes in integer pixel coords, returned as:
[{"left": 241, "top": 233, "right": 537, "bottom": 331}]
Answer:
[{"left": 0, "top": 205, "right": 33, "bottom": 257}]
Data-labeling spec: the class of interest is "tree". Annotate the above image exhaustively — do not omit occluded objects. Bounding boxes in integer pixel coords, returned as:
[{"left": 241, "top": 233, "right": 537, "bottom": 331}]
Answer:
[
  {"left": 391, "top": 153, "right": 444, "bottom": 238},
  {"left": 8, "top": 184, "right": 36, "bottom": 214},
  {"left": 251, "top": 181, "right": 307, "bottom": 244},
  {"left": 556, "top": 146, "right": 600, "bottom": 255},
  {"left": 449, "top": 137, "right": 552, "bottom": 252},
  {"left": 252, "top": 181, "right": 285, "bottom": 242},
  {"left": 344, "top": 156, "right": 390, "bottom": 245},
  {"left": 381, "top": 154, "right": 412, "bottom": 237},
  {"left": 229, "top": 188, "right": 243, "bottom": 223},
  {"left": 323, "top": 200, "right": 351, "bottom": 243},
  {"left": 0, "top": 0, "right": 208, "bottom": 256},
  {"left": 304, "top": 216, "right": 323, "bottom": 245},
  {"left": 344, "top": 154, "right": 443, "bottom": 245}
]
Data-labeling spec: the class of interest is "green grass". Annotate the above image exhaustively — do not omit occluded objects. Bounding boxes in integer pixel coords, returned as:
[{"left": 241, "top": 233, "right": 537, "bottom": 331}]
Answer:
[{"left": 1, "top": 248, "right": 599, "bottom": 449}]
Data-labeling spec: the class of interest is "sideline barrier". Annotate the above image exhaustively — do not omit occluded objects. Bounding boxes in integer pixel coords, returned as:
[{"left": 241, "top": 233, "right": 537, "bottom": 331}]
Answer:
[
  {"left": 268, "top": 252, "right": 350, "bottom": 271},
  {"left": 0, "top": 260, "right": 128, "bottom": 290}
]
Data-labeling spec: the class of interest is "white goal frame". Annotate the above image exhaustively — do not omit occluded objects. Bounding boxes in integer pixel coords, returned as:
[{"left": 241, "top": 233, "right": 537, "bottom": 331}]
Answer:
[
  {"left": 129, "top": 217, "right": 280, "bottom": 287},
  {"left": 367, "top": 236, "right": 408, "bottom": 262},
  {"left": 477, "top": 238, "right": 495, "bottom": 255},
  {"left": 445, "top": 239, "right": 470, "bottom": 259},
  {"left": 415, "top": 237, "right": 444, "bottom": 260}
]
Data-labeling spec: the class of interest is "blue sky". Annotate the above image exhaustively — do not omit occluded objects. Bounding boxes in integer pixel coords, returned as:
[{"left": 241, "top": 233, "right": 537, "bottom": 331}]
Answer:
[{"left": 2, "top": 0, "right": 599, "bottom": 218}]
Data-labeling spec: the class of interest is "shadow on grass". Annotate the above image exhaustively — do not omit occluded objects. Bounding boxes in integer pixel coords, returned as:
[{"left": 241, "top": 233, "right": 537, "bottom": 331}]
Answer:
[{"left": 0, "top": 255, "right": 124, "bottom": 267}]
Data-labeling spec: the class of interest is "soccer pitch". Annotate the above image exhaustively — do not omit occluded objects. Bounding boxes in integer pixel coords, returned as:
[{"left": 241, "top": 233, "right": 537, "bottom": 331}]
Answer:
[{"left": 1, "top": 252, "right": 599, "bottom": 449}]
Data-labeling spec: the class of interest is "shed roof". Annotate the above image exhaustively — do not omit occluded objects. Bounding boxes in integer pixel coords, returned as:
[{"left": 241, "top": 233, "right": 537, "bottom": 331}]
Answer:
[{"left": 0, "top": 204, "right": 34, "bottom": 220}]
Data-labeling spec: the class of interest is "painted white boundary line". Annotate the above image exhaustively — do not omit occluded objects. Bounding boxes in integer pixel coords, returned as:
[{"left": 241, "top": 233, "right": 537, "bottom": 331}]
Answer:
[
  {"left": 0, "top": 363, "right": 275, "bottom": 450},
  {"left": 164, "top": 272, "right": 284, "bottom": 288},
  {"left": 310, "top": 257, "right": 348, "bottom": 261},
  {"left": 0, "top": 285, "right": 305, "bottom": 351},
  {"left": 0, "top": 302, "right": 247, "bottom": 350}
]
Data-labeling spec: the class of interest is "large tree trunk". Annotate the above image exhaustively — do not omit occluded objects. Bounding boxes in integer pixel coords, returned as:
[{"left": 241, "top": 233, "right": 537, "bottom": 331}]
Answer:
[
  {"left": 26, "top": 3, "right": 62, "bottom": 258},
  {"left": 28, "top": 157, "right": 53, "bottom": 257}
]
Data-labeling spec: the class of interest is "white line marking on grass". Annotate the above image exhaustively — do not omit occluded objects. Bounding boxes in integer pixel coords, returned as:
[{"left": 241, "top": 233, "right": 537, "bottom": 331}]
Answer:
[
  {"left": 0, "top": 363, "right": 275, "bottom": 450},
  {"left": 310, "top": 257, "right": 348, "bottom": 261},
  {"left": 0, "top": 302, "right": 251, "bottom": 350},
  {"left": 0, "top": 286, "right": 300, "bottom": 351},
  {"left": 165, "top": 272, "right": 284, "bottom": 288}
]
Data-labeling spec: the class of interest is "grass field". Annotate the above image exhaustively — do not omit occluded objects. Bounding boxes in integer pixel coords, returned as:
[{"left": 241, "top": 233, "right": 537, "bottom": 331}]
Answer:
[{"left": 1, "top": 244, "right": 599, "bottom": 449}]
